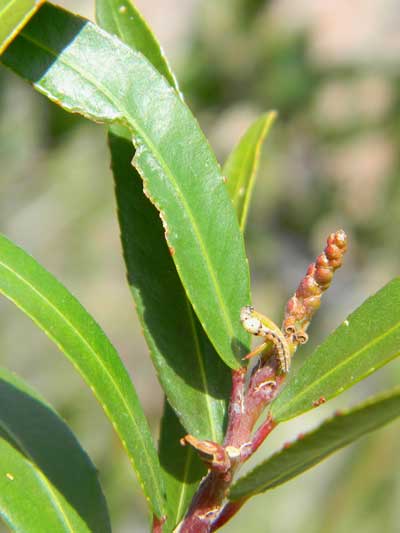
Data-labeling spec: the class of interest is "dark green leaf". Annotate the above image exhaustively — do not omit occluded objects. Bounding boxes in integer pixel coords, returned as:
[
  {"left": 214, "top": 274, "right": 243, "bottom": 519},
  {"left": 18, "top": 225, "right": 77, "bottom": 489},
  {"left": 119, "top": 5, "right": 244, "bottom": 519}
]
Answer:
[
  {"left": 0, "top": 366, "right": 110, "bottom": 532},
  {"left": 95, "top": 0, "right": 179, "bottom": 90},
  {"left": 230, "top": 387, "right": 400, "bottom": 500},
  {"left": 96, "top": 3, "right": 220, "bottom": 520},
  {"left": 2, "top": 3, "right": 251, "bottom": 369},
  {"left": 0, "top": 438, "right": 91, "bottom": 532},
  {"left": 0, "top": 233, "right": 165, "bottom": 517},
  {"left": 109, "top": 127, "right": 230, "bottom": 441},
  {"left": 271, "top": 279, "right": 400, "bottom": 421},
  {"left": 159, "top": 401, "right": 205, "bottom": 532},
  {"left": 96, "top": 1, "right": 230, "bottom": 442},
  {"left": 224, "top": 111, "right": 276, "bottom": 231},
  {"left": 0, "top": 0, "right": 44, "bottom": 53}
]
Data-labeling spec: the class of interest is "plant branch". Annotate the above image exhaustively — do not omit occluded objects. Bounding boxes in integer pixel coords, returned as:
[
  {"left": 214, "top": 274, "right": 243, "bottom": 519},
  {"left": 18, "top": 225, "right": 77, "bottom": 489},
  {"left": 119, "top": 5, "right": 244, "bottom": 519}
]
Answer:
[
  {"left": 209, "top": 499, "right": 247, "bottom": 532},
  {"left": 175, "top": 230, "right": 348, "bottom": 532}
]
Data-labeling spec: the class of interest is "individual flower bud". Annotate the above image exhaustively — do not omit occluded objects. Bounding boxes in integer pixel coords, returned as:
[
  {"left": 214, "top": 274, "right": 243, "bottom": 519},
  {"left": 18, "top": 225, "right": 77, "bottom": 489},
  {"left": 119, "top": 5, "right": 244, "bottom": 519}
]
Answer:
[
  {"left": 314, "top": 267, "right": 334, "bottom": 286},
  {"left": 306, "top": 263, "right": 316, "bottom": 276},
  {"left": 325, "top": 244, "right": 342, "bottom": 260},
  {"left": 304, "top": 296, "right": 321, "bottom": 313},
  {"left": 316, "top": 254, "right": 330, "bottom": 268},
  {"left": 329, "top": 229, "right": 347, "bottom": 249},
  {"left": 296, "top": 275, "right": 320, "bottom": 297}
]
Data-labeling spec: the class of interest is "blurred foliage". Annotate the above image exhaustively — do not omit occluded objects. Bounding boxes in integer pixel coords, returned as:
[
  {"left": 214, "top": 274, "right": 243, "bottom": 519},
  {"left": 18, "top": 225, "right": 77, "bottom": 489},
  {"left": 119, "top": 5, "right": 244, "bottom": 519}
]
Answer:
[{"left": 1, "top": 0, "right": 399, "bottom": 531}]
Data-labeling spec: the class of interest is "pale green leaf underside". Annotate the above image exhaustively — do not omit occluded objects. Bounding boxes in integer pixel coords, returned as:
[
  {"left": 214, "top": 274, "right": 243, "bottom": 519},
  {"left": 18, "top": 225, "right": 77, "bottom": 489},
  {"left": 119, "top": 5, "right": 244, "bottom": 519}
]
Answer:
[
  {"left": 272, "top": 278, "right": 400, "bottom": 421},
  {"left": 1, "top": 3, "right": 250, "bottom": 369},
  {"left": 230, "top": 387, "right": 400, "bottom": 500},
  {"left": 0, "top": 438, "right": 91, "bottom": 532},
  {"left": 224, "top": 111, "right": 276, "bottom": 232},
  {"left": 0, "top": 234, "right": 165, "bottom": 517},
  {"left": 0, "top": 0, "right": 44, "bottom": 53},
  {"left": 0, "top": 366, "right": 110, "bottom": 532}
]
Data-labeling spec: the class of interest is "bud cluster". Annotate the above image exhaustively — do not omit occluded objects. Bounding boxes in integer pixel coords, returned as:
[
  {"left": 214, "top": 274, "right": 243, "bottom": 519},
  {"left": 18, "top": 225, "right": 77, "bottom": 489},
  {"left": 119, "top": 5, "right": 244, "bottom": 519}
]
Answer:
[{"left": 283, "top": 230, "right": 348, "bottom": 352}]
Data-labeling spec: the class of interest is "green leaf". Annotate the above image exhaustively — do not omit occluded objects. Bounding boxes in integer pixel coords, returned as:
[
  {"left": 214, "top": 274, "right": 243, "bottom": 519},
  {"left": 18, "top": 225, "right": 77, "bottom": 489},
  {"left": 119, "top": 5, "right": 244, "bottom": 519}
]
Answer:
[
  {"left": 224, "top": 111, "right": 276, "bottom": 231},
  {"left": 109, "top": 127, "right": 230, "bottom": 442},
  {"left": 0, "top": 234, "right": 165, "bottom": 518},
  {"left": 2, "top": 3, "right": 251, "bottom": 369},
  {"left": 0, "top": 366, "right": 110, "bottom": 532},
  {"left": 159, "top": 401, "right": 205, "bottom": 532},
  {"left": 98, "top": 12, "right": 225, "bottom": 528},
  {"left": 96, "top": 0, "right": 230, "bottom": 442},
  {"left": 95, "top": 0, "right": 179, "bottom": 91},
  {"left": 0, "top": 0, "right": 44, "bottom": 54},
  {"left": 0, "top": 437, "right": 91, "bottom": 532},
  {"left": 230, "top": 387, "right": 400, "bottom": 500},
  {"left": 271, "top": 278, "right": 400, "bottom": 422}
]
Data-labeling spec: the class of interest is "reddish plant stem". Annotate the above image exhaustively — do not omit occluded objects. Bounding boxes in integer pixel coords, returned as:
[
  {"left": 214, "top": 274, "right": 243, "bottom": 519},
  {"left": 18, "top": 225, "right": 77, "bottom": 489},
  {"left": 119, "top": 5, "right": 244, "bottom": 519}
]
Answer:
[
  {"left": 242, "top": 414, "right": 276, "bottom": 460},
  {"left": 223, "top": 367, "right": 246, "bottom": 446},
  {"left": 174, "top": 470, "right": 233, "bottom": 533},
  {"left": 210, "top": 499, "right": 247, "bottom": 532},
  {"left": 176, "top": 350, "right": 294, "bottom": 531},
  {"left": 205, "top": 418, "right": 276, "bottom": 529},
  {"left": 176, "top": 365, "right": 282, "bottom": 532},
  {"left": 176, "top": 369, "right": 247, "bottom": 532}
]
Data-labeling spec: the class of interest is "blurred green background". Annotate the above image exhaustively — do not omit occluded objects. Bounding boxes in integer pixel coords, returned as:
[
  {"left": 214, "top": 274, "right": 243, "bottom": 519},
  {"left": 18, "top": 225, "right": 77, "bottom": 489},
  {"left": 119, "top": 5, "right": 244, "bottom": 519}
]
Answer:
[{"left": 1, "top": 0, "right": 400, "bottom": 531}]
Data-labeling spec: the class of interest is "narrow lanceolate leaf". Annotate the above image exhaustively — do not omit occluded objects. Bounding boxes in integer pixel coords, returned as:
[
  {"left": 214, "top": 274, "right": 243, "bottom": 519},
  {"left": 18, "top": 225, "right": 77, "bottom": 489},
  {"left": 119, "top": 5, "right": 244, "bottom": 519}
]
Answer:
[
  {"left": 95, "top": 0, "right": 179, "bottom": 91},
  {"left": 97, "top": 2, "right": 230, "bottom": 442},
  {"left": 224, "top": 112, "right": 276, "bottom": 231},
  {"left": 98, "top": 14, "right": 227, "bottom": 529},
  {"left": 159, "top": 402, "right": 205, "bottom": 532},
  {"left": 271, "top": 278, "right": 400, "bottom": 422},
  {"left": 0, "top": 234, "right": 165, "bottom": 518},
  {"left": 0, "top": 367, "right": 110, "bottom": 532},
  {"left": 0, "top": 0, "right": 44, "bottom": 54},
  {"left": 230, "top": 387, "right": 400, "bottom": 500},
  {"left": 109, "top": 127, "right": 230, "bottom": 441},
  {"left": 0, "top": 438, "right": 91, "bottom": 532},
  {"left": 2, "top": 3, "right": 251, "bottom": 369}
]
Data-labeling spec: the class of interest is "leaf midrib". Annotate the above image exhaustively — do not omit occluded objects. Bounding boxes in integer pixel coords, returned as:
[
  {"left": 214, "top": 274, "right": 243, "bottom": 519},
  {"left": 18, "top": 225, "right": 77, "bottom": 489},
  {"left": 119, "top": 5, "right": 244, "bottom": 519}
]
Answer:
[
  {"left": 175, "top": 449, "right": 196, "bottom": 523},
  {"left": 0, "top": 257, "right": 163, "bottom": 511},
  {"left": 0, "top": 0, "right": 15, "bottom": 19},
  {"left": 228, "top": 127, "right": 258, "bottom": 206},
  {"left": 275, "top": 319, "right": 400, "bottom": 418},
  {"left": 239, "top": 118, "right": 271, "bottom": 230},
  {"left": 19, "top": 26, "right": 237, "bottom": 355}
]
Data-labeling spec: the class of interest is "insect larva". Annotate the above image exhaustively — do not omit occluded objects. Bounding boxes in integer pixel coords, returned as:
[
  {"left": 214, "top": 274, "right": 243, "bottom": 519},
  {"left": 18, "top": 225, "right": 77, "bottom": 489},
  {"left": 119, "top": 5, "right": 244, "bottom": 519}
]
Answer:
[{"left": 240, "top": 305, "right": 291, "bottom": 373}]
